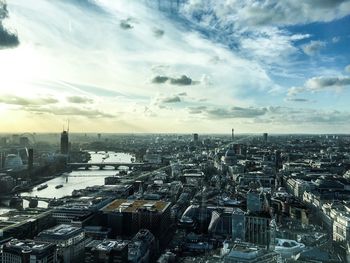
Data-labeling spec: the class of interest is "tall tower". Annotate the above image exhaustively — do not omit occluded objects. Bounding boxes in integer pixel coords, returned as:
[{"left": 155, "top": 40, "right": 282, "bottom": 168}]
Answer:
[
  {"left": 60, "top": 127, "right": 69, "bottom": 155},
  {"left": 263, "top": 133, "right": 268, "bottom": 143},
  {"left": 28, "top": 148, "right": 33, "bottom": 171},
  {"left": 193, "top": 133, "right": 199, "bottom": 144},
  {"left": 0, "top": 152, "right": 5, "bottom": 169},
  {"left": 232, "top": 128, "right": 234, "bottom": 141},
  {"left": 232, "top": 208, "right": 245, "bottom": 242}
]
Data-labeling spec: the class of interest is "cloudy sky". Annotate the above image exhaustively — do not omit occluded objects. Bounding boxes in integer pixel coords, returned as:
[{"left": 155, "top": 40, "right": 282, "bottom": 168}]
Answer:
[{"left": 0, "top": 0, "right": 350, "bottom": 133}]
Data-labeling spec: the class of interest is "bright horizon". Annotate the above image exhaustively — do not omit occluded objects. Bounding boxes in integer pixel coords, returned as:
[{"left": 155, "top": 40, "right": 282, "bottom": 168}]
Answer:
[{"left": 1, "top": 0, "right": 350, "bottom": 134}]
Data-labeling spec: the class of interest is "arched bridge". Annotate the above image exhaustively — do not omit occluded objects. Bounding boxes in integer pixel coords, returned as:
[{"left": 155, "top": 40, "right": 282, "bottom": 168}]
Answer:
[
  {"left": 21, "top": 196, "right": 53, "bottom": 203},
  {"left": 68, "top": 162, "right": 146, "bottom": 170}
]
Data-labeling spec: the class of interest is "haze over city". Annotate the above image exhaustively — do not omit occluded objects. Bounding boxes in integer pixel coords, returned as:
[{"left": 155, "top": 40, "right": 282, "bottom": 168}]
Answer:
[{"left": 0, "top": 0, "right": 349, "bottom": 133}]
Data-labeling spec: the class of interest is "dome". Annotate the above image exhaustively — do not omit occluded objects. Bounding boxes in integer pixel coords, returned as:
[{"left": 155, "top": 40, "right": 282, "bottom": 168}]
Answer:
[
  {"left": 5, "top": 154, "right": 23, "bottom": 169},
  {"left": 224, "top": 149, "right": 237, "bottom": 165}
]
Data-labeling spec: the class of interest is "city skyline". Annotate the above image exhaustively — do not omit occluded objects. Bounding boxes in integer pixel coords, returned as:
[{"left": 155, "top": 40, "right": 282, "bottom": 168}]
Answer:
[{"left": 1, "top": 0, "right": 350, "bottom": 133}]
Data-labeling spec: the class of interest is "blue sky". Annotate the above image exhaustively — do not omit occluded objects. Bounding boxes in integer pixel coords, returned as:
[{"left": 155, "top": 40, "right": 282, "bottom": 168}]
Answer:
[{"left": 0, "top": 0, "right": 350, "bottom": 133}]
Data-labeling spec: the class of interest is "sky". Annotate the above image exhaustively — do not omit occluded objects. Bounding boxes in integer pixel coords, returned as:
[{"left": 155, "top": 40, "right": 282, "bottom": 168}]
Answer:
[{"left": 0, "top": 0, "right": 350, "bottom": 134}]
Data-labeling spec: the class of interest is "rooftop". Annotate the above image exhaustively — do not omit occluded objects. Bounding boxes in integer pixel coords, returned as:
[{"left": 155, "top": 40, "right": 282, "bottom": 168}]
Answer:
[
  {"left": 4, "top": 239, "right": 54, "bottom": 253},
  {"left": 0, "top": 209, "right": 50, "bottom": 231},
  {"left": 87, "top": 239, "right": 129, "bottom": 252},
  {"left": 38, "top": 224, "right": 82, "bottom": 239},
  {"left": 102, "top": 199, "right": 170, "bottom": 213}
]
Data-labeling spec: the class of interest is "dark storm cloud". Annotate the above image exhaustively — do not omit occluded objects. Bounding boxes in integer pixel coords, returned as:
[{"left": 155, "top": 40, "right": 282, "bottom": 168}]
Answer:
[{"left": 67, "top": 96, "right": 94, "bottom": 104}]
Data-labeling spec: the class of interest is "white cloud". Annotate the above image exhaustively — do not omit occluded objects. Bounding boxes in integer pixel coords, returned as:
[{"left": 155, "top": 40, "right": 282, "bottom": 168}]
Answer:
[
  {"left": 302, "top": 40, "right": 326, "bottom": 56},
  {"left": 181, "top": 0, "right": 350, "bottom": 27},
  {"left": 287, "top": 76, "right": 350, "bottom": 98},
  {"left": 239, "top": 28, "right": 309, "bottom": 63},
  {"left": 2, "top": 0, "right": 350, "bottom": 133},
  {"left": 332, "top": 36, "right": 340, "bottom": 43},
  {"left": 306, "top": 76, "right": 350, "bottom": 91},
  {"left": 345, "top": 65, "right": 350, "bottom": 73}
]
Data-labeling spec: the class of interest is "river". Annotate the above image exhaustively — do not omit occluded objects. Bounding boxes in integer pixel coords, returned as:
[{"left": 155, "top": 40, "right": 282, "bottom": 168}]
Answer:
[{"left": 17, "top": 151, "right": 134, "bottom": 208}]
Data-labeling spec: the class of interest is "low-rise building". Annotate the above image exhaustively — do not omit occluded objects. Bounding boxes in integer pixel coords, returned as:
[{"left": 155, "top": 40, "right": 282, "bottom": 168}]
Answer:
[
  {"left": 2, "top": 239, "right": 56, "bottom": 263},
  {"left": 128, "top": 229, "right": 156, "bottom": 263},
  {"left": 0, "top": 209, "right": 55, "bottom": 240},
  {"left": 222, "top": 241, "right": 278, "bottom": 263},
  {"left": 85, "top": 239, "right": 129, "bottom": 263}
]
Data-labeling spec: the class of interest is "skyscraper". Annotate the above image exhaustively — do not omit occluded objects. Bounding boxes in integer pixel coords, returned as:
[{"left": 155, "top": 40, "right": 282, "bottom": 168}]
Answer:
[
  {"left": 60, "top": 130, "right": 69, "bottom": 154},
  {"left": 232, "top": 208, "right": 245, "bottom": 241},
  {"left": 193, "top": 133, "right": 199, "bottom": 144},
  {"left": 28, "top": 148, "right": 33, "bottom": 171},
  {"left": 263, "top": 133, "right": 268, "bottom": 143}
]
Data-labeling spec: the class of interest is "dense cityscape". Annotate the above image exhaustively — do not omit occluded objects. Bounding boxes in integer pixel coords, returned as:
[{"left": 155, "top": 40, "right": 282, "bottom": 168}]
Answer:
[
  {"left": 1, "top": 131, "right": 350, "bottom": 262},
  {"left": 1, "top": 0, "right": 350, "bottom": 262}
]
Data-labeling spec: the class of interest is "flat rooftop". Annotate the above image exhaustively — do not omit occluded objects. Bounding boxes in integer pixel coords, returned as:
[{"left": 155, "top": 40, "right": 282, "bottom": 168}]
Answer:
[
  {"left": 102, "top": 199, "right": 170, "bottom": 213},
  {"left": 0, "top": 209, "right": 50, "bottom": 230},
  {"left": 38, "top": 224, "right": 82, "bottom": 239},
  {"left": 4, "top": 239, "right": 54, "bottom": 252},
  {"left": 87, "top": 239, "right": 129, "bottom": 252}
]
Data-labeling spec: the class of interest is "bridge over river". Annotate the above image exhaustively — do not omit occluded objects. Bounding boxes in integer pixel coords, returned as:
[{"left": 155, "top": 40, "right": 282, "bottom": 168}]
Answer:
[{"left": 67, "top": 162, "right": 146, "bottom": 170}]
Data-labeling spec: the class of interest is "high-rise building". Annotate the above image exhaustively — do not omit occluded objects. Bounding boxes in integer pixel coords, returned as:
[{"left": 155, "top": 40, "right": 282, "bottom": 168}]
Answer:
[
  {"left": 208, "top": 209, "right": 233, "bottom": 238},
  {"left": 232, "top": 208, "right": 245, "bottom": 241},
  {"left": 274, "top": 150, "right": 282, "bottom": 172},
  {"left": 36, "top": 224, "right": 86, "bottom": 263},
  {"left": 232, "top": 129, "right": 234, "bottom": 141},
  {"left": 247, "top": 189, "right": 263, "bottom": 213},
  {"left": 2, "top": 239, "right": 57, "bottom": 263},
  {"left": 193, "top": 133, "right": 199, "bottom": 144},
  {"left": 28, "top": 148, "right": 34, "bottom": 171},
  {"left": 0, "top": 152, "right": 6, "bottom": 169},
  {"left": 60, "top": 130, "right": 69, "bottom": 154},
  {"left": 102, "top": 199, "right": 171, "bottom": 239},
  {"left": 245, "top": 212, "right": 272, "bottom": 248},
  {"left": 263, "top": 133, "right": 268, "bottom": 143}
]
